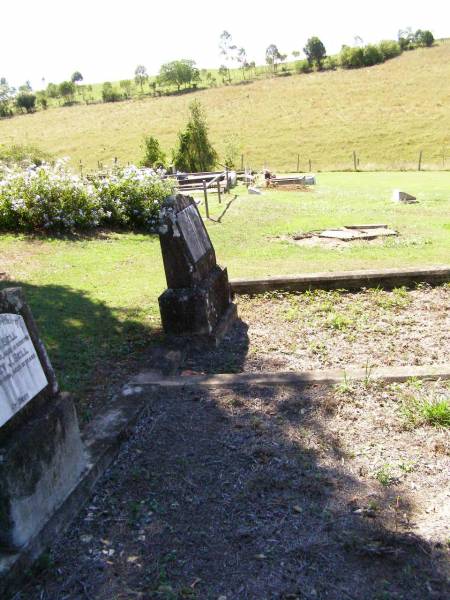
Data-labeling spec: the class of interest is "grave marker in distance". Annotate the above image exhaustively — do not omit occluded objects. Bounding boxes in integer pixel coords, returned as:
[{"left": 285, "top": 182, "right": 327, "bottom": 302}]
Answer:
[{"left": 158, "top": 194, "right": 237, "bottom": 342}]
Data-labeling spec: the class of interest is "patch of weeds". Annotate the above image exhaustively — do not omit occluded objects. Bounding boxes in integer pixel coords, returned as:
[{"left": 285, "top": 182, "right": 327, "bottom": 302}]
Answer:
[
  {"left": 400, "top": 387, "right": 450, "bottom": 429},
  {"left": 335, "top": 372, "right": 354, "bottom": 395},
  {"left": 367, "top": 499, "right": 380, "bottom": 511},
  {"left": 369, "top": 286, "right": 410, "bottom": 310},
  {"left": 405, "top": 376, "right": 423, "bottom": 390},
  {"left": 327, "top": 312, "right": 351, "bottom": 331},
  {"left": 383, "top": 236, "right": 432, "bottom": 249},
  {"left": 375, "top": 464, "right": 395, "bottom": 487},
  {"left": 399, "top": 460, "right": 416, "bottom": 474},
  {"left": 284, "top": 305, "right": 299, "bottom": 322},
  {"left": 308, "top": 340, "right": 328, "bottom": 356},
  {"left": 81, "top": 409, "right": 92, "bottom": 423},
  {"left": 362, "top": 360, "right": 374, "bottom": 389},
  {"left": 308, "top": 289, "right": 343, "bottom": 314},
  {"left": 420, "top": 398, "right": 450, "bottom": 427},
  {"left": 314, "top": 300, "right": 334, "bottom": 314}
]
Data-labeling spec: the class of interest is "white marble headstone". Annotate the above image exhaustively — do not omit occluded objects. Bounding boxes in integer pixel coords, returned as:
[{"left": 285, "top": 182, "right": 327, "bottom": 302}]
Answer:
[{"left": 0, "top": 313, "right": 48, "bottom": 427}]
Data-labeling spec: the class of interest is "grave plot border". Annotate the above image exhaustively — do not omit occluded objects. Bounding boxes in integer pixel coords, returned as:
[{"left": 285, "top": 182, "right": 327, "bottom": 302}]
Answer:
[
  {"left": 230, "top": 266, "right": 450, "bottom": 295},
  {"left": 131, "top": 363, "right": 450, "bottom": 388}
]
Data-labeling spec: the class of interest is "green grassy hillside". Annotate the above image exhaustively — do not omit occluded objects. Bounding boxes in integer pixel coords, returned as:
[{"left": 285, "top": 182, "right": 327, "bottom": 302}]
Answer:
[{"left": 1, "top": 42, "right": 449, "bottom": 171}]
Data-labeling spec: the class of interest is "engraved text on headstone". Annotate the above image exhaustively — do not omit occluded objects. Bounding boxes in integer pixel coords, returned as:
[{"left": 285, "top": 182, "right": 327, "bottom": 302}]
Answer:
[{"left": 0, "top": 314, "right": 48, "bottom": 427}]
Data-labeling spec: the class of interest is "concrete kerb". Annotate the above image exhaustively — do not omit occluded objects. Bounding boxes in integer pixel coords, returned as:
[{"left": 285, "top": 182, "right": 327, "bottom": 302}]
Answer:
[
  {"left": 230, "top": 266, "right": 450, "bottom": 295},
  {"left": 130, "top": 364, "right": 450, "bottom": 389}
]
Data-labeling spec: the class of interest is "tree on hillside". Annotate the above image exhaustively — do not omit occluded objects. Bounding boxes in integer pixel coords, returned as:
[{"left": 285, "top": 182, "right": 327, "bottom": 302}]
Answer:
[
  {"left": 120, "top": 79, "right": 133, "bottom": 98},
  {"left": 59, "top": 80, "right": 76, "bottom": 104},
  {"left": 218, "top": 65, "right": 229, "bottom": 84},
  {"left": 36, "top": 90, "right": 48, "bottom": 110},
  {"left": 219, "top": 30, "right": 237, "bottom": 83},
  {"left": 303, "top": 36, "right": 327, "bottom": 69},
  {"left": 173, "top": 100, "right": 218, "bottom": 172},
  {"left": 15, "top": 92, "right": 36, "bottom": 113},
  {"left": 71, "top": 71, "right": 83, "bottom": 83},
  {"left": 102, "top": 82, "right": 122, "bottom": 102},
  {"left": 237, "top": 47, "right": 249, "bottom": 79},
  {"left": 19, "top": 81, "right": 32, "bottom": 92},
  {"left": 141, "top": 135, "right": 166, "bottom": 168},
  {"left": 398, "top": 28, "right": 415, "bottom": 50},
  {"left": 414, "top": 29, "right": 434, "bottom": 47},
  {"left": 134, "top": 65, "right": 148, "bottom": 93},
  {"left": 0, "top": 78, "right": 14, "bottom": 117},
  {"left": 46, "top": 82, "right": 60, "bottom": 99},
  {"left": 158, "top": 60, "right": 200, "bottom": 91},
  {"left": 265, "top": 44, "right": 283, "bottom": 72}
]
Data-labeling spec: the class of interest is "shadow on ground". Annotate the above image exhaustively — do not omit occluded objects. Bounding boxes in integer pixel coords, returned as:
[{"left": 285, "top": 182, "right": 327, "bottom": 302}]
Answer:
[
  {"left": 0, "top": 279, "right": 163, "bottom": 420},
  {"left": 16, "top": 313, "right": 449, "bottom": 599}
]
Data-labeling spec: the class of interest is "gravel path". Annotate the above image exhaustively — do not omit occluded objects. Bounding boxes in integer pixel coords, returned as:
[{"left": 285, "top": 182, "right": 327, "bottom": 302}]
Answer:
[{"left": 21, "top": 380, "right": 449, "bottom": 600}]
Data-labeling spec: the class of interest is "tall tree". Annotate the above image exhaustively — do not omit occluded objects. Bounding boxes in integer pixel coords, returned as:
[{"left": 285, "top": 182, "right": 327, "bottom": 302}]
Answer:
[
  {"left": 71, "top": 71, "right": 83, "bottom": 83},
  {"left": 134, "top": 65, "right": 148, "bottom": 93},
  {"left": 303, "top": 36, "right": 327, "bottom": 69},
  {"left": 237, "top": 47, "right": 249, "bottom": 79},
  {"left": 59, "top": 80, "right": 76, "bottom": 104},
  {"left": 173, "top": 100, "right": 218, "bottom": 172},
  {"left": 0, "top": 78, "right": 14, "bottom": 117},
  {"left": 219, "top": 30, "right": 237, "bottom": 83},
  {"left": 265, "top": 44, "right": 282, "bottom": 72}
]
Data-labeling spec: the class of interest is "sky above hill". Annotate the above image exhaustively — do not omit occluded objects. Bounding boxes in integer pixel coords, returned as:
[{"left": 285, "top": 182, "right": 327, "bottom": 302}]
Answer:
[{"left": 2, "top": 0, "right": 449, "bottom": 89}]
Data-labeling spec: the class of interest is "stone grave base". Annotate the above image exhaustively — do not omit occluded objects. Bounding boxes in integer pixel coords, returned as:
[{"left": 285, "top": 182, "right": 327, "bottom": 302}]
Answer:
[
  {"left": 0, "top": 393, "right": 86, "bottom": 551},
  {"left": 159, "top": 265, "right": 237, "bottom": 343}
]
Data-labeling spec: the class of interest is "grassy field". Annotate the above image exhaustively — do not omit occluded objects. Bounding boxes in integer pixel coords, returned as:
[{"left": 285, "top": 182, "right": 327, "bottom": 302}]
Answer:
[
  {"left": 1, "top": 43, "right": 450, "bottom": 171},
  {"left": 0, "top": 172, "right": 449, "bottom": 402}
]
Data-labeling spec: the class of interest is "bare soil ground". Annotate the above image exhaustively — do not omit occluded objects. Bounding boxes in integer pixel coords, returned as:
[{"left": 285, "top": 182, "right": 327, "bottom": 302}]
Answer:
[
  {"left": 21, "top": 379, "right": 449, "bottom": 600},
  {"left": 184, "top": 285, "right": 449, "bottom": 375}
]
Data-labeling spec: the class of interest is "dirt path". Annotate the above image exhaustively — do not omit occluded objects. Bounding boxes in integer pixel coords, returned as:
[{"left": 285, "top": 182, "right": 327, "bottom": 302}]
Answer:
[{"left": 22, "top": 380, "right": 449, "bottom": 600}]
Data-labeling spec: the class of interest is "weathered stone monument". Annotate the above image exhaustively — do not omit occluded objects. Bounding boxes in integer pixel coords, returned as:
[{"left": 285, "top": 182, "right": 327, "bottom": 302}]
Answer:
[
  {"left": 158, "top": 194, "right": 237, "bottom": 342},
  {"left": 392, "top": 190, "right": 418, "bottom": 204},
  {"left": 0, "top": 288, "right": 85, "bottom": 551}
]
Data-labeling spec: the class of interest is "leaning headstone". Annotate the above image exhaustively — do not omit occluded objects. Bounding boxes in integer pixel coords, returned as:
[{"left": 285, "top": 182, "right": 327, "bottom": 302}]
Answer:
[
  {"left": 158, "top": 194, "right": 237, "bottom": 342},
  {"left": 0, "top": 287, "right": 86, "bottom": 551},
  {"left": 392, "top": 190, "right": 418, "bottom": 204}
]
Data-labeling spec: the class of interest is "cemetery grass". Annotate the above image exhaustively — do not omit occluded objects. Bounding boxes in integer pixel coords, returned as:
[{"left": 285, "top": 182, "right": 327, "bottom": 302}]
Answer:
[
  {"left": 21, "top": 380, "right": 450, "bottom": 599},
  {"left": 0, "top": 173, "right": 449, "bottom": 416},
  {"left": 1, "top": 42, "right": 450, "bottom": 171}
]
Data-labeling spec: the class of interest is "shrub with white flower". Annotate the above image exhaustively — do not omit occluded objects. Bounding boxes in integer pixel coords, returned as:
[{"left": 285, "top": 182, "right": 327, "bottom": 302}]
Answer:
[
  {"left": 0, "top": 160, "right": 175, "bottom": 233},
  {"left": 90, "top": 165, "right": 175, "bottom": 229}
]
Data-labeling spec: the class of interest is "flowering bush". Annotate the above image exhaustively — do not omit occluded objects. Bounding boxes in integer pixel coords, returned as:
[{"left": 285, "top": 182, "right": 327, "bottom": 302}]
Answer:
[
  {"left": 90, "top": 165, "right": 174, "bottom": 229},
  {"left": 0, "top": 160, "right": 175, "bottom": 233}
]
